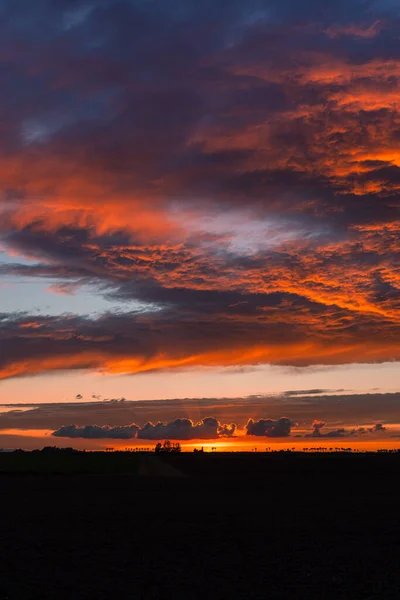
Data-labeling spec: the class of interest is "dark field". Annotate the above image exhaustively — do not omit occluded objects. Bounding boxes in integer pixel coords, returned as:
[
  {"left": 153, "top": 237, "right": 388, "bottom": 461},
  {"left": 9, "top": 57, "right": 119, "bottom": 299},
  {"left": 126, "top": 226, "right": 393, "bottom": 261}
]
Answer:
[{"left": 1, "top": 452, "right": 400, "bottom": 599}]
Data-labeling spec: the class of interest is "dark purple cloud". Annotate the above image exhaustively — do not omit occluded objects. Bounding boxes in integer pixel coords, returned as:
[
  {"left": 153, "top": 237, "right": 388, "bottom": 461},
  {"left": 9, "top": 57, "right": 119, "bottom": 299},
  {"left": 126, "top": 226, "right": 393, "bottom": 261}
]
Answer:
[
  {"left": 53, "top": 423, "right": 140, "bottom": 439},
  {"left": 245, "top": 417, "right": 295, "bottom": 437},
  {"left": 305, "top": 420, "right": 348, "bottom": 438},
  {"left": 53, "top": 417, "right": 236, "bottom": 440},
  {"left": 305, "top": 420, "right": 387, "bottom": 437},
  {"left": 51, "top": 416, "right": 390, "bottom": 440},
  {"left": 137, "top": 417, "right": 236, "bottom": 440}
]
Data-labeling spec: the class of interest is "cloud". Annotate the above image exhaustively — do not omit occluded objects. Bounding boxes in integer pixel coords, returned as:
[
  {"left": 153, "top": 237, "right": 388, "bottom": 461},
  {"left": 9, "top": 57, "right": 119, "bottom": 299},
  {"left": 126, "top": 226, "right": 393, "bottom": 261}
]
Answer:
[
  {"left": 0, "top": 299, "right": 399, "bottom": 381},
  {"left": 53, "top": 414, "right": 386, "bottom": 441},
  {"left": 1, "top": 393, "right": 399, "bottom": 434},
  {"left": 306, "top": 420, "right": 348, "bottom": 437},
  {"left": 282, "top": 389, "right": 345, "bottom": 397},
  {"left": 306, "top": 420, "right": 388, "bottom": 438},
  {"left": 53, "top": 417, "right": 236, "bottom": 440},
  {"left": 137, "top": 417, "right": 236, "bottom": 440},
  {"left": 0, "top": 0, "right": 399, "bottom": 377},
  {"left": 245, "top": 417, "right": 295, "bottom": 437},
  {"left": 309, "top": 420, "right": 327, "bottom": 435},
  {"left": 368, "top": 422, "right": 387, "bottom": 433},
  {"left": 53, "top": 424, "right": 140, "bottom": 439},
  {"left": 305, "top": 420, "right": 347, "bottom": 438}
]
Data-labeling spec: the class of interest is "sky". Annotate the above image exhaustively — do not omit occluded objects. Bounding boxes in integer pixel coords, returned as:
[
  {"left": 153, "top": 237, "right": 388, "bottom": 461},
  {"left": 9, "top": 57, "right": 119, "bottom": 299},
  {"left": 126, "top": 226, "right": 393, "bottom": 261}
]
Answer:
[{"left": 0, "top": 0, "right": 399, "bottom": 450}]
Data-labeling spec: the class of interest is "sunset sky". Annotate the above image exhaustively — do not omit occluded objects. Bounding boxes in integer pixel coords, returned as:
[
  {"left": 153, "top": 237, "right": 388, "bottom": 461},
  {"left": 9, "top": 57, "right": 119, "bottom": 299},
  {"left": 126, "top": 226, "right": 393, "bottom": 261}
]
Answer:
[{"left": 0, "top": 0, "right": 399, "bottom": 450}]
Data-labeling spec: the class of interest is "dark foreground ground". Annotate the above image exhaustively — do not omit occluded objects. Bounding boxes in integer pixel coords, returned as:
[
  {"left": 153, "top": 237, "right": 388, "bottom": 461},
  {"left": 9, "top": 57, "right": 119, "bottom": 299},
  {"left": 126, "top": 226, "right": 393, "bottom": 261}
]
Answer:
[{"left": 1, "top": 452, "right": 400, "bottom": 599}]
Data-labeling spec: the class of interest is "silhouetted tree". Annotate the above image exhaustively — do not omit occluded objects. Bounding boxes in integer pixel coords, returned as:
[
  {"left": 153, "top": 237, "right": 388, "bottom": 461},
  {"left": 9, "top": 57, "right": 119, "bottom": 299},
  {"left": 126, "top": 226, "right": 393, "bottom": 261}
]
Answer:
[
  {"left": 154, "top": 440, "right": 182, "bottom": 453},
  {"left": 40, "top": 446, "right": 78, "bottom": 454}
]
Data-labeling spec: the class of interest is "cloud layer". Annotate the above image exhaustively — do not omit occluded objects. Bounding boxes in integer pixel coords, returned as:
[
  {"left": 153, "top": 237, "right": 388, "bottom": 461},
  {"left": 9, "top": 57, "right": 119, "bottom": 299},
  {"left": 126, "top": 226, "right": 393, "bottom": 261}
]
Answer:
[
  {"left": 245, "top": 417, "right": 295, "bottom": 437},
  {"left": 53, "top": 424, "right": 140, "bottom": 439},
  {"left": 0, "top": 0, "right": 399, "bottom": 378},
  {"left": 53, "top": 417, "right": 237, "bottom": 440},
  {"left": 50, "top": 414, "right": 388, "bottom": 440},
  {"left": 2, "top": 393, "right": 399, "bottom": 433}
]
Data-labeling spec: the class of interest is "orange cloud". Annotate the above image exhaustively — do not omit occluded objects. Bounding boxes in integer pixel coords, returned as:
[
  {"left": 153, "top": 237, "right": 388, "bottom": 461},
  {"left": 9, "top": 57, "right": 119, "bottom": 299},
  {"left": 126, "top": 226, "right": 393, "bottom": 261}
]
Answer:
[
  {"left": 0, "top": 3, "right": 399, "bottom": 381},
  {"left": 0, "top": 333, "right": 398, "bottom": 381}
]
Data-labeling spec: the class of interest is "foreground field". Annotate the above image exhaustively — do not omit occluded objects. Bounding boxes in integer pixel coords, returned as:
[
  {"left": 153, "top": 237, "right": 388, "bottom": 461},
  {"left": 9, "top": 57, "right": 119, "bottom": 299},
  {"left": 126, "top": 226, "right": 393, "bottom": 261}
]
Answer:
[{"left": 1, "top": 453, "right": 400, "bottom": 599}]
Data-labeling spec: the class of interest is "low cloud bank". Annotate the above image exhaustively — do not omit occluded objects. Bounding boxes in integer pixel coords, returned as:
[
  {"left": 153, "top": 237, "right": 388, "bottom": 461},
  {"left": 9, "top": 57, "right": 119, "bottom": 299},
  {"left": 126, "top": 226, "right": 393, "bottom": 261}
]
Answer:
[
  {"left": 306, "top": 421, "right": 347, "bottom": 438},
  {"left": 53, "top": 424, "right": 140, "bottom": 439},
  {"left": 245, "top": 417, "right": 295, "bottom": 437},
  {"left": 52, "top": 416, "right": 389, "bottom": 441},
  {"left": 53, "top": 417, "right": 237, "bottom": 440},
  {"left": 305, "top": 420, "right": 387, "bottom": 438},
  {"left": 137, "top": 417, "right": 236, "bottom": 440}
]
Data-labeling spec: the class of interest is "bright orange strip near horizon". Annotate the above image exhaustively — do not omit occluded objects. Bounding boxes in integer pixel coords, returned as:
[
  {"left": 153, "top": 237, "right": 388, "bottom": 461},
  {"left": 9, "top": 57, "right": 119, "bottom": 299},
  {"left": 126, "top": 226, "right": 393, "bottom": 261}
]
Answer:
[{"left": 1, "top": 429, "right": 400, "bottom": 453}]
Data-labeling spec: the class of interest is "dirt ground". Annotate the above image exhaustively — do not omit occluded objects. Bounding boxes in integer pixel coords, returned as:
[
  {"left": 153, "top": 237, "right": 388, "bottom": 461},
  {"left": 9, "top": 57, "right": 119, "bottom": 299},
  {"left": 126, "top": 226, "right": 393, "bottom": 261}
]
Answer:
[{"left": 1, "top": 453, "right": 400, "bottom": 599}]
